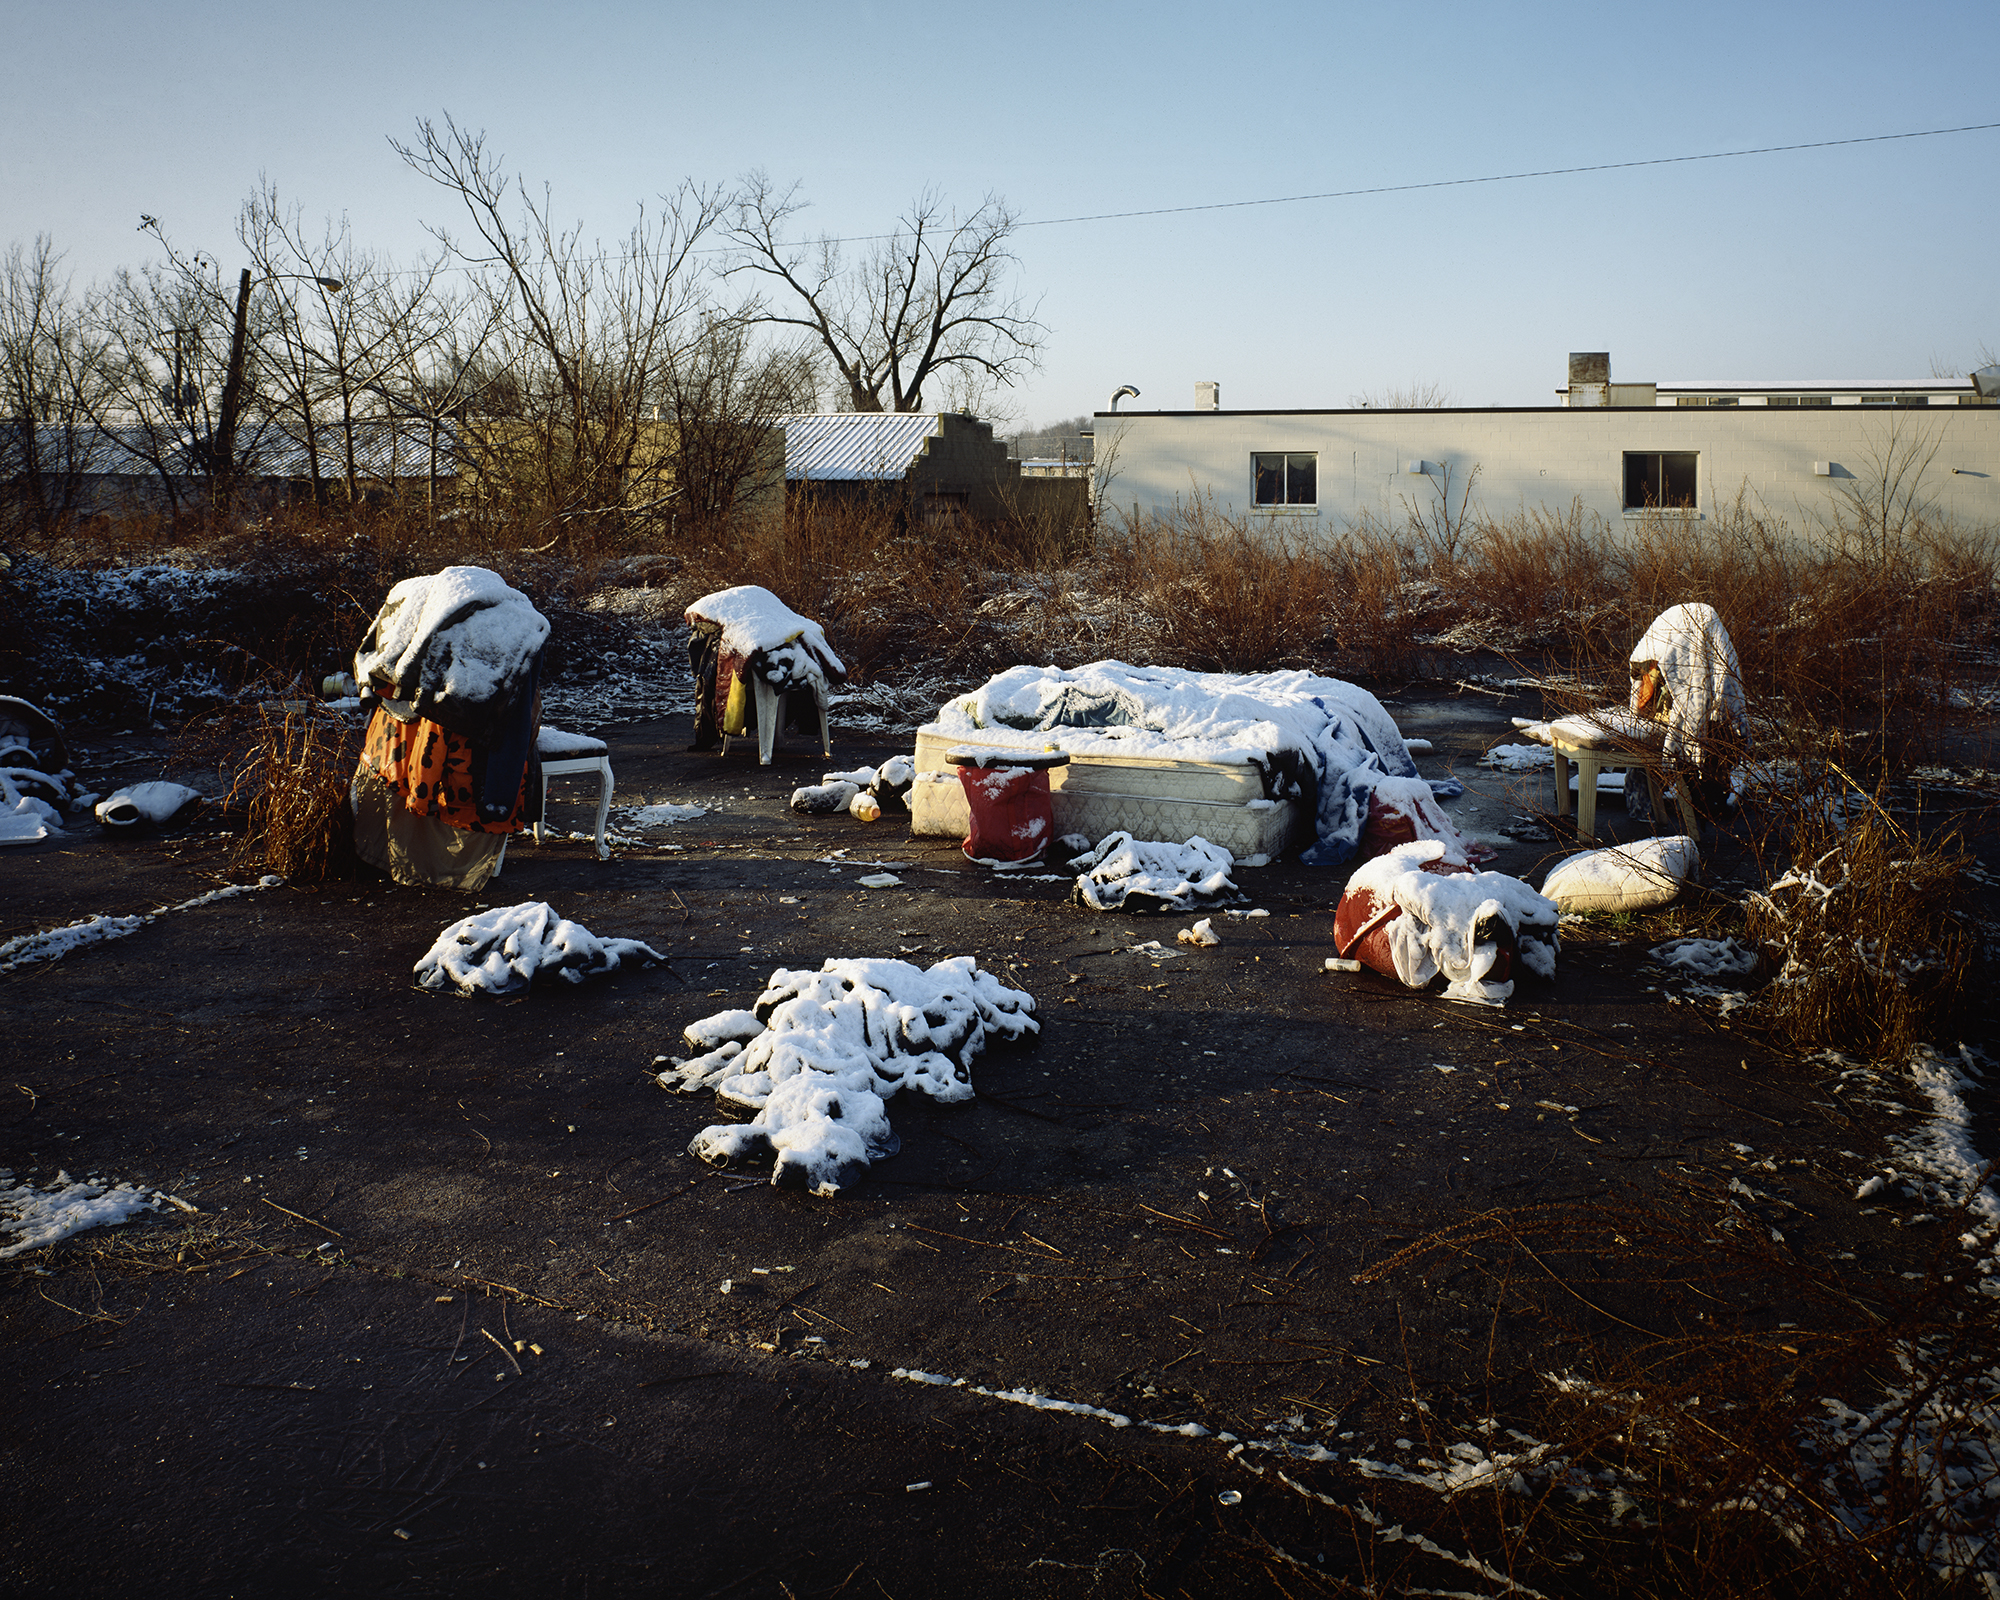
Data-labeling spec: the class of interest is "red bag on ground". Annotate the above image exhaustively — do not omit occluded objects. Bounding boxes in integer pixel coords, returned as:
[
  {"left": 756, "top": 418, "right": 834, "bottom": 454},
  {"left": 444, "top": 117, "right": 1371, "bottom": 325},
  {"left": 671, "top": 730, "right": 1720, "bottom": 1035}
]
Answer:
[
  {"left": 956, "top": 762, "right": 1055, "bottom": 863},
  {"left": 1332, "top": 853, "right": 1513, "bottom": 985}
]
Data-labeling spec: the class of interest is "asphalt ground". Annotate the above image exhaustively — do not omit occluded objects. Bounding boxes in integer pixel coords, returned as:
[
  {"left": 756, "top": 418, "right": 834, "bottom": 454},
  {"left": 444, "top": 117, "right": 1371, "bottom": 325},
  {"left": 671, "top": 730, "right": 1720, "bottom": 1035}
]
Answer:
[{"left": 1, "top": 688, "right": 1986, "bottom": 1598}]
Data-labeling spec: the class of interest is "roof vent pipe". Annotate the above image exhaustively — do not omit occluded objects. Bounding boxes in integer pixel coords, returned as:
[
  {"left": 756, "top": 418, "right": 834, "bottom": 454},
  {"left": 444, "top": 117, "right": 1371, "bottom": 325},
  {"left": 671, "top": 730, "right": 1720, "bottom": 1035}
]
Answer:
[{"left": 1110, "top": 384, "right": 1140, "bottom": 412}]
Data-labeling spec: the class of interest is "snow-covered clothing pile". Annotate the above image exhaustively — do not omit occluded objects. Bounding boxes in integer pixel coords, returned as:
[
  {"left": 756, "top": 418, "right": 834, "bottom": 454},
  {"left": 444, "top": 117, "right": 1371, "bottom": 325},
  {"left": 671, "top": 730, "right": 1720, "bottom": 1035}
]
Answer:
[
  {"left": 927, "top": 661, "right": 1470, "bottom": 867},
  {"left": 414, "top": 902, "right": 663, "bottom": 997},
  {"left": 1069, "top": 832, "right": 1245, "bottom": 914},
  {"left": 792, "top": 759, "right": 913, "bottom": 819},
  {"left": 686, "top": 586, "right": 846, "bottom": 753},
  {"left": 355, "top": 567, "right": 548, "bottom": 744},
  {"left": 662, "top": 956, "right": 1037, "bottom": 1196},
  {"left": 1333, "top": 840, "right": 1559, "bottom": 1006},
  {"left": 352, "top": 567, "right": 549, "bottom": 890},
  {"left": 1627, "top": 602, "right": 1744, "bottom": 775}
]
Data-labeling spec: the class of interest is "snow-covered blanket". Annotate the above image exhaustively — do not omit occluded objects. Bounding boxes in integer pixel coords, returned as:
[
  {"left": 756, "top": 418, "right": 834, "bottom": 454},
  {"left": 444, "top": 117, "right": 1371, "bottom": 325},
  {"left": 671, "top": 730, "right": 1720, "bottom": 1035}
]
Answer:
[
  {"left": 413, "top": 902, "right": 663, "bottom": 997},
  {"left": 1628, "top": 602, "right": 1744, "bottom": 773},
  {"left": 1069, "top": 832, "right": 1244, "bottom": 913},
  {"left": 355, "top": 567, "right": 549, "bottom": 740},
  {"left": 928, "top": 661, "right": 1466, "bottom": 867},
  {"left": 94, "top": 781, "right": 203, "bottom": 830},
  {"left": 662, "top": 957, "right": 1037, "bottom": 1196},
  {"left": 1334, "top": 841, "right": 1559, "bottom": 1006},
  {"left": 685, "top": 585, "right": 844, "bottom": 678}
]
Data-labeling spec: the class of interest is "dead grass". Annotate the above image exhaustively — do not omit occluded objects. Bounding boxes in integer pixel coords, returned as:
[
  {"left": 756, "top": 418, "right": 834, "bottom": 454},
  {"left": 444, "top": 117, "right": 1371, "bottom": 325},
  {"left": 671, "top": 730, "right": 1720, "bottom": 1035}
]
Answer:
[
  {"left": 218, "top": 697, "right": 358, "bottom": 883},
  {"left": 1337, "top": 1193, "right": 2000, "bottom": 1599}
]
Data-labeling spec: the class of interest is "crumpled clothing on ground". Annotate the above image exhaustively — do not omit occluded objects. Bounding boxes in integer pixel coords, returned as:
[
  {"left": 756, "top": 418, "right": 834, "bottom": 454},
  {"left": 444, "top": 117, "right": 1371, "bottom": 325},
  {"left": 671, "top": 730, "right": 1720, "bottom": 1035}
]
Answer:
[
  {"left": 413, "top": 902, "right": 663, "bottom": 997},
  {"left": 663, "top": 956, "right": 1036, "bottom": 1197},
  {"left": 1069, "top": 832, "right": 1245, "bottom": 914}
]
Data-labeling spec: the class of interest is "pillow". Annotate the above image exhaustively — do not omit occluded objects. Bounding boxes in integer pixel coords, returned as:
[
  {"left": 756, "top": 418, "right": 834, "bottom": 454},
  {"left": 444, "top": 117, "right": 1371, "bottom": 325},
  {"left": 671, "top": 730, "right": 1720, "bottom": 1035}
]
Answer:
[{"left": 1540, "top": 835, "right": 1698, "bottom": 912}]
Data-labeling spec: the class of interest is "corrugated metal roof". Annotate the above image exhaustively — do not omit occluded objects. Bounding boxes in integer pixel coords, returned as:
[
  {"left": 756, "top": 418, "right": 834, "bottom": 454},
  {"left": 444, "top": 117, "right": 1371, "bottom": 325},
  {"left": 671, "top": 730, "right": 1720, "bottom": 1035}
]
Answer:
[
  {"left": 242, "top": 418, "right": 460, "bottom": 479},
  {"left": 779, "top": 413, "right": 940, "bottom": 482}
]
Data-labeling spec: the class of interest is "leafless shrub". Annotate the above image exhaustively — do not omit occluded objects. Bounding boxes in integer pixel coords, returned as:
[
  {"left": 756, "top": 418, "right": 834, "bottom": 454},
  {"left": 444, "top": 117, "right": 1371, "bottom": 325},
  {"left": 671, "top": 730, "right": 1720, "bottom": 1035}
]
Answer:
[{"left": 221, "top": 696, "right": 356, "bottom": 882}]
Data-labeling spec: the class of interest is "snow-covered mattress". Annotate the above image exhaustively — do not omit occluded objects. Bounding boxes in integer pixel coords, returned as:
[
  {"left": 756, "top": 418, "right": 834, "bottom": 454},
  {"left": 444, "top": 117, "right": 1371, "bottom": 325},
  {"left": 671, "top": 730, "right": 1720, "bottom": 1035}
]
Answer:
[{"left": 908, "top": 727, "right": 1309, "bottom": 861}]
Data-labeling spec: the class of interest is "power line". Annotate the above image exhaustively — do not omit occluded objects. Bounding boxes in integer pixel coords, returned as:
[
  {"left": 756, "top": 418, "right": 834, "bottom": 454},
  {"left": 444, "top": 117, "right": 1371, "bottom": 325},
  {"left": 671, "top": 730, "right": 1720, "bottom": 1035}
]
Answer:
[{"left": 1008, "top": 120, "right": 2000, "bottom": 234}]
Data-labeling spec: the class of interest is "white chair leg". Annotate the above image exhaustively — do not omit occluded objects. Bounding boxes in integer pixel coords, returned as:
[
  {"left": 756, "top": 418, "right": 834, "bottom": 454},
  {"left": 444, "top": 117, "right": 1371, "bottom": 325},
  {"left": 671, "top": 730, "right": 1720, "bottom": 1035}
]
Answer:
[
  {"left": 493, "top": 835, "right": 508, "bottom": 877},
  {"left": 594, "top": 757, "right": 613, "bottom": 860},
  {"left": 1552, "top": 748, "right": 1573, "bottom": 820},
  {"left": 1575, "top": 753, "right": 1600, "bottom": 842},
  {"left": 815, "top": 675, "right": 832, "bottom": 758},
  {"left": 534, "top": 769, "right": 549, "bottom": 845},
  {"left": 753, "top": 676, "right": 781, "bottom": 766}
]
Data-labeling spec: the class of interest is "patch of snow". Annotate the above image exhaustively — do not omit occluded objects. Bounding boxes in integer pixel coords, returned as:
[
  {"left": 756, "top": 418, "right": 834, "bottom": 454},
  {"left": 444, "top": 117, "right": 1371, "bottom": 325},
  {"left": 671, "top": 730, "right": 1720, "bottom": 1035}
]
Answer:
[
  {"left": 0, "top": 1172, "right": 164, "bottom": 1259},
  {"left": 1480, "top": 742, "right": 1555, "bottom": 772},
  {"left": 619, "top": 802, "right": 707, "bottom": 827},
  {"left": 0, "top": 876, "right": 281, "bottom": 974},
  {"left": 1648, "top": 937, "right": 1760, "bottom": 980}
]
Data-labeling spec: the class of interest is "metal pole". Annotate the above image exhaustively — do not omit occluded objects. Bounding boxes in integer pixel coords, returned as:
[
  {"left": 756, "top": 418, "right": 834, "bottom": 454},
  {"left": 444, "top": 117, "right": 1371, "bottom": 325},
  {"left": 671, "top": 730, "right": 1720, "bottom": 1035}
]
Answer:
[{"left": 212, "top": 268, "right": 253, "bottom": 510}]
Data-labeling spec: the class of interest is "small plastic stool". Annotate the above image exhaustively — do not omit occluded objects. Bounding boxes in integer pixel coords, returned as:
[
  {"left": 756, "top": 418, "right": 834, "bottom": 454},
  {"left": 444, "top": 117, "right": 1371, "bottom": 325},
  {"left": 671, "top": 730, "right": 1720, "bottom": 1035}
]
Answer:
[
  {"left": 946, "top": 747, "right": 1069, "bottom": 863},
  {"left": 721, "top": 665, "right": 832, "bottom": 767},
  {"left": 534, "top": 727, "right": 614, "bottom": 859},
  {"left": 1551, "top": 736, "right": 1699, "bottom": 844}
]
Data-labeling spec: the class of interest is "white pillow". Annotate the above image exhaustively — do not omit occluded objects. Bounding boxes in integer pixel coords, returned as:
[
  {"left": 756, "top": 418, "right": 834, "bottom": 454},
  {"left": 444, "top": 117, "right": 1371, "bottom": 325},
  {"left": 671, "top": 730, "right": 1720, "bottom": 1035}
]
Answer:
[{"left": 1540, "top": 835, "right": 1698, "bottom": 912}]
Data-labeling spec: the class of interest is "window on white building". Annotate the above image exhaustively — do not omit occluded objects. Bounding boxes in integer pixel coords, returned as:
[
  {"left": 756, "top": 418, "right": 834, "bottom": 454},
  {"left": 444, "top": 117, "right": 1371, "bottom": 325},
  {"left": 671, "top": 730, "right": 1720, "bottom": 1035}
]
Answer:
[
  {"left": 1253, "top": 452, "right": 1316, "bottom": 507},
  {"left": 1623, "top": 451, "right": 1698, "bottom": 511}
]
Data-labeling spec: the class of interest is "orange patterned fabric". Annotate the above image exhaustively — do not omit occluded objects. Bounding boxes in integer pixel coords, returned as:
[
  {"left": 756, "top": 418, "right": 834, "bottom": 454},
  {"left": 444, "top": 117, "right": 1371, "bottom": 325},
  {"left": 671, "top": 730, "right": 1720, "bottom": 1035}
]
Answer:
[{"left": 360, "top": 706, "right": 528, "bottom": 834}]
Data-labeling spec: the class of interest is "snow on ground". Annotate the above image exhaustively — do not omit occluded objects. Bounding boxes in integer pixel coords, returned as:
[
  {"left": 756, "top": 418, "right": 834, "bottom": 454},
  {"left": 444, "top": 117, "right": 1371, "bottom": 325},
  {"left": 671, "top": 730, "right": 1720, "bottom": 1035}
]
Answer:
[
  {"left": 0, "top": 1171, "right": 175, "bottom": 1260},
  {"left": 662, "top": 956, "right": 1036, "bottom": 1196},
  {"left": 1480, "top": 742, "right": 1555, "bottom": 772},
  {"left": 0, "top": 877, "right": 282, "bottom": 974},
  {"left": 1648, "top": 937, "right": 1760, "bottom": 979},
  {"left": 413, "top": 902, "right": 663, "bottom": 997},
  {"left": 1070, "top": 833, "right": 1244, "bottom": 914},
  {"left": 618, "top": 802, "right": 707, "bottom": 828}
]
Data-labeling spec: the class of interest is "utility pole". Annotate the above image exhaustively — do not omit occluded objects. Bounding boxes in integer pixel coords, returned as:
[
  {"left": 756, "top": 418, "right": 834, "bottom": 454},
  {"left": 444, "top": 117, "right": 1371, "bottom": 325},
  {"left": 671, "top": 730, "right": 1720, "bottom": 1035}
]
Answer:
[{"left": 212, "top": 268, "right": 253, "bottom": 509}]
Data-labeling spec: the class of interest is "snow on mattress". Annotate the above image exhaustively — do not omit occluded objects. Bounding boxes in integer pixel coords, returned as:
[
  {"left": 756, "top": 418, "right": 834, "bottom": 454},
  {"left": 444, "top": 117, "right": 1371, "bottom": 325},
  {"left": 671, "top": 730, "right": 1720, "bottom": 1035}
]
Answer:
[
  {"left": 925, "top": 661, "right": 1452, "bottom": 866},
  {"left": 661, "top": 956, "right": 1035, "bottom": 1196},
  {"left": 685, "top": 585, "right": 844, "bottom": 676}
]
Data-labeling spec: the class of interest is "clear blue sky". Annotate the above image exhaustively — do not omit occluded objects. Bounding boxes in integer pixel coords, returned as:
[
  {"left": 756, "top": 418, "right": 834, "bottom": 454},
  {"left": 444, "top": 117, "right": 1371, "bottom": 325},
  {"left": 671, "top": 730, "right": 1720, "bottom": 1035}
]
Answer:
[{"left": 6, "top": 0, "right": 1997, "bottom": 426}]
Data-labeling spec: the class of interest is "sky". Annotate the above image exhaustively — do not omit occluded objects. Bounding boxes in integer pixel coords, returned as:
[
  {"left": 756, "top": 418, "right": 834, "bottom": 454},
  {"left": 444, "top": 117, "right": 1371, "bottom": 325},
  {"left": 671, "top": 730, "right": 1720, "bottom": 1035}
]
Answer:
[{"left": 5, "top": 0, "right": 1997, "bottom": 429}]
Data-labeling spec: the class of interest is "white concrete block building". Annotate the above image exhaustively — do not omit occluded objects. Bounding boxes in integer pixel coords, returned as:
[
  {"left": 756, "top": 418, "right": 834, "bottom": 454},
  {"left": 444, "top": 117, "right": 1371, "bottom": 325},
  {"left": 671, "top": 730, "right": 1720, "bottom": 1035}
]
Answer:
[{"left": 1093, "top": 356, "right": 1998, "bottom": 533}]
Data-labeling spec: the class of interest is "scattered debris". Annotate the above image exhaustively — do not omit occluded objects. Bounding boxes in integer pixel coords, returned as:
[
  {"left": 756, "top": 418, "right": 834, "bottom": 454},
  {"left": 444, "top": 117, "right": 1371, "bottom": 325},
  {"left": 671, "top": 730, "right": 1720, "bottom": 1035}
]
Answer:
[
  {"left": 856, "top": 872, "right": 902, "bottom": 889},
  {"left": 1177, "top": 917, "right": 1222, "bottom": 947}
]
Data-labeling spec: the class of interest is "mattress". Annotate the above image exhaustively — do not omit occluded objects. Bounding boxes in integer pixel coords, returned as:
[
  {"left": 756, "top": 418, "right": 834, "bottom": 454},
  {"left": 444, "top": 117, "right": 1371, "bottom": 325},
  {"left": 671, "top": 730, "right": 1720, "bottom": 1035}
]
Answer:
[{"left": 908, "top": 727, "right": 1308, "bottom": 862}]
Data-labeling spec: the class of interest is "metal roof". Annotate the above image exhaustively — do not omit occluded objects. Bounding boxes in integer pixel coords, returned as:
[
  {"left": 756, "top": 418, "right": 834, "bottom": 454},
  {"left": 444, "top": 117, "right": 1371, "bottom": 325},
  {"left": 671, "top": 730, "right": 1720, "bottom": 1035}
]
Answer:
[
  {"left": 779, "top": 413, "right": 940, "bottom": 481},
  {"left": 241, "top": 417, "right": 460, "bottom": 480}
]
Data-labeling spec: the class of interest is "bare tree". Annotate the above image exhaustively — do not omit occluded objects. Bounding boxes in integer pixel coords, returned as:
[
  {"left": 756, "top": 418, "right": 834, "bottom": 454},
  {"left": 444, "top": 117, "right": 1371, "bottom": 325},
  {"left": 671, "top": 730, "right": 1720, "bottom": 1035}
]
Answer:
[
  {"left": 656, "top": 314, "right": 815, "bottom": 535},
  {"left": 1350, "top": 380, "right": 1455, "bottom": 409},
  {"left": 1, "top": 236, "right": 112, "bottom": 538},
  {"left": 726, "top": 172, "right": 1043, "bottom": 414},
  {"left": 392, "top": 115, "right": 727, "bottom": 541}
]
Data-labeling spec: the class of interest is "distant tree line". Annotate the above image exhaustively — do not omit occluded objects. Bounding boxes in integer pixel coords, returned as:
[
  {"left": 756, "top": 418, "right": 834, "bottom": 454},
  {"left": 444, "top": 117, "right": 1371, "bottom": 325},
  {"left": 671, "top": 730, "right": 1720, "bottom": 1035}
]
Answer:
[{"left": 1, "top": 115, "right": 1046, "bottom": 546}]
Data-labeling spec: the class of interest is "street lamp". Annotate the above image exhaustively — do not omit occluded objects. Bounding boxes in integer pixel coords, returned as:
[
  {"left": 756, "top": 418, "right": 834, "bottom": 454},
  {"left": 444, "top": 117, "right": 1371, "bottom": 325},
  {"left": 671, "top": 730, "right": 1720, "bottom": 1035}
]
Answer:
[{"left": 212, "top": 269, "right": 344, "bottom": 501}]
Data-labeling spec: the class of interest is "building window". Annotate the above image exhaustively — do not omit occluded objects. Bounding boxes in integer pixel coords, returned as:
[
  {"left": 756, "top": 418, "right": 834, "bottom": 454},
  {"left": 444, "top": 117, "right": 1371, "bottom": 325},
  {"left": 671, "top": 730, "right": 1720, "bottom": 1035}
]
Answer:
[
  {"left": 1253, "top": 451, "right": 1316, "bottom": 507},
  {"left": 1623, "top": 451, "right": 1698, "bottom": 511},
  {"left": 1860, "top": 394, "right": 1931, "bottom": 407},
  {"left": 1768, "top": 395, "right": 1832, "bottom": 407},
  {"left": 1676, "top": 395, "right": 1738, "bottom": 407}
]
